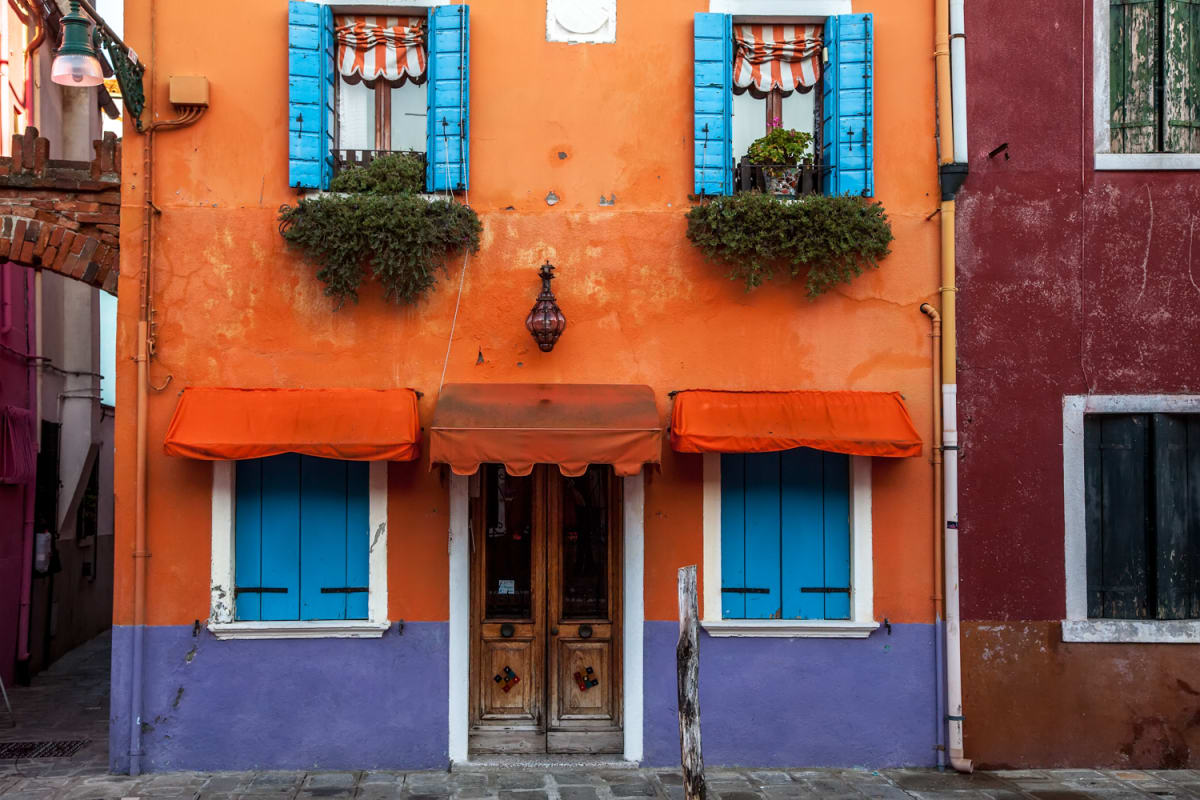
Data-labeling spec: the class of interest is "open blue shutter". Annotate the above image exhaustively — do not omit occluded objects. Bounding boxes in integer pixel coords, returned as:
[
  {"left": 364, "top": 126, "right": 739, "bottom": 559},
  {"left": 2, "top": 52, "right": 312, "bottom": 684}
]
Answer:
[
  {"left": 427, "top": 5, "right": 470, "bottom": 192},
  {"left": 822, "top": 14, "right": 874, "bottom": 197},
  {"left": 720, "top": 454, "right": 748, "bottom": 619},
  {"left": 288, "top": 1, "right": 334, "bottom": 190},
  {"left": 694, "top": 13, "right": 733, "bottom": 196}
]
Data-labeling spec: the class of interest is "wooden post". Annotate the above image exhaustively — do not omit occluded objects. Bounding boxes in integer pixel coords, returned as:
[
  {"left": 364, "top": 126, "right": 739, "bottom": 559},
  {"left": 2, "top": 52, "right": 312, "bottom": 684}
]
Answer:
[{"left": 677, "top": 565, "right": 706, "bottom": 800}]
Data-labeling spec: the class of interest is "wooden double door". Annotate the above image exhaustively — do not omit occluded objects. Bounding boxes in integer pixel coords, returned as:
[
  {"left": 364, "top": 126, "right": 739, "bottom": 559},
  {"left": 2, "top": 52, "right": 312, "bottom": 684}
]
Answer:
[{"left": 469, "top": 464, "right": 623, "bottom": 754}]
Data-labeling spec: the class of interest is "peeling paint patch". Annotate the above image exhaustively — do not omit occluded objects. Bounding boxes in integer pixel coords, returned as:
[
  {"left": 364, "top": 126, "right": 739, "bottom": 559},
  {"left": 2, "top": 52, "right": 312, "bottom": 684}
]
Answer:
[
  {"left": 598, "top": 194, "right": 616, "bottom": 206},
  {"left": 370, "top": 522, "right": 386, "bottom": 554}
]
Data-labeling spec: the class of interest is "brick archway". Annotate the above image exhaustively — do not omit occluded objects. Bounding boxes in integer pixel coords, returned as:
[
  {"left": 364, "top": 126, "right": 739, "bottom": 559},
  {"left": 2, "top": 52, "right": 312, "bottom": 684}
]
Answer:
[{"left": 0, "top": 127, "right": 120, "bottom": 294}]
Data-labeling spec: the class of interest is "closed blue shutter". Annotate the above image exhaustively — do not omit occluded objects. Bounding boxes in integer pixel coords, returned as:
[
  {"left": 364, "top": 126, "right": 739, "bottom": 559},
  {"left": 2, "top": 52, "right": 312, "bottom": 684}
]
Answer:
[
  {"left": 258, "top": 454, "right": 302, "bottom": 620},
  {"left": 427, "top": 4, "right": 470, "bottom": 192},
  {"left": 694, "top": 13, "right": 733, "bottom": 196},
  {"left": 234, "top": 454, "right": 369, "bottom": 622},
  {"left": 821, "top": 14, "right": 874, "bottom": 197},
  {"left": 234, "top": 459, "right": 264, "bottom": 621},
  {"left": 287, "top": 2, "right": 334, "bottom": 190},
  {"left": 723, "top": 449, "right": 852, "bottom": 621},
  {"left": 720, "top": 454, "right": 747, "bottom": 619}
]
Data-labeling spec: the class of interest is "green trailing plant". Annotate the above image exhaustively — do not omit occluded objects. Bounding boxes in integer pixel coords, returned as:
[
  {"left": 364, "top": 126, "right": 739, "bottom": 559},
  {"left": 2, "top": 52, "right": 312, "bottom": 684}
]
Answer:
[
  {"left": 329, "top": 151, "right": 426, "bottom": 195},
  {"left": 278, "top": 153, "right": 480, "bottom": 307},
  {"left": 685, "top": 192, "right": 893, "bottom": 299},
  {"left": 746, "top": 126, "right": 813, "bottom": 165}
]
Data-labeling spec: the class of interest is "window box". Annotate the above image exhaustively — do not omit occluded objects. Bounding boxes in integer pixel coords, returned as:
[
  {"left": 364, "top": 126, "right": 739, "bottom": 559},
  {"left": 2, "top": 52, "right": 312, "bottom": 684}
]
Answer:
[{"left": 734, "top": 158, "right": 826, "bottom": 197}]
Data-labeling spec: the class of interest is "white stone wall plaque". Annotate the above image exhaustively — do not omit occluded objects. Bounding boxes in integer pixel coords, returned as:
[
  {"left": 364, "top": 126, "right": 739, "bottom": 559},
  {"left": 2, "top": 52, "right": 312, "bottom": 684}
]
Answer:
[{"left": 547, "top": 0, "right": 616, "bottom": 43}]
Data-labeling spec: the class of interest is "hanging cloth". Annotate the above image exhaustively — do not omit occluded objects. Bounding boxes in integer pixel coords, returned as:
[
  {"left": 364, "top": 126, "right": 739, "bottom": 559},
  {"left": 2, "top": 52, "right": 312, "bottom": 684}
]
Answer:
[
  {"left": 335, "top": 15, "right": 427, "bottom": 86},
  {"left": 733, "top": 24, "right": 823, "bottom": 96},
  {"left": 0, "top": 405, "right": 36, "bottom": 484}
]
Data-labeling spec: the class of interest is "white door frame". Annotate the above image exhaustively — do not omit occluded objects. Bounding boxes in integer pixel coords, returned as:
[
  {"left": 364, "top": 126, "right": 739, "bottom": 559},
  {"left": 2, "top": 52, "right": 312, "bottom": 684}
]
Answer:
[{"left": 447, "top": 471, "right": 644, "bottom": 764}]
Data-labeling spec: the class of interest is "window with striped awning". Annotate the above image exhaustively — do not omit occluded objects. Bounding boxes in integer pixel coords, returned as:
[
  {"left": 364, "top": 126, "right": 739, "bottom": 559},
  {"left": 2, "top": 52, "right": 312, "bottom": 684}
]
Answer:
[
  {"left": 335, "top": 15, "right": 427, "bottom": 86},
  {"left": 732, "top": 24, "right": 823, "bottom": 97}
]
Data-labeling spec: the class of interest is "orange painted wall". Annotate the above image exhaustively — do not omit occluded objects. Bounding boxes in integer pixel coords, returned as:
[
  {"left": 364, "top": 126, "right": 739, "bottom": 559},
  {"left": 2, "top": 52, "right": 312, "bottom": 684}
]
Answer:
[{"left": 113, "top": 0, "right": 939, "bottom": 626}]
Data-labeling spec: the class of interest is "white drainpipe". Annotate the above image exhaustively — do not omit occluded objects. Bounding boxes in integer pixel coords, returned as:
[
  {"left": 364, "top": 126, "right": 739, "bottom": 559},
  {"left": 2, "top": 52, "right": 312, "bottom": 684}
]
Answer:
[{"left": 950, "top": 0, "right": 968, "bottom": 160}]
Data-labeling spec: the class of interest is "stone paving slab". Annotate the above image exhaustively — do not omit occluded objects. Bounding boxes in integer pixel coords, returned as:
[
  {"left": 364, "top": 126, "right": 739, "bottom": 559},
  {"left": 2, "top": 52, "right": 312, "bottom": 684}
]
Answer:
[{"left": 5, "top": 767, "right": 1196, "bottom": 800}]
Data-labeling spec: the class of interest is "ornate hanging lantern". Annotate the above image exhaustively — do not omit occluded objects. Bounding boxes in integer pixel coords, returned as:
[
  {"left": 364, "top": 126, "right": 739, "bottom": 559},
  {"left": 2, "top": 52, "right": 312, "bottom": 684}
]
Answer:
[{"left": 525, "top": 261, "right": 566, "bottom": 352}]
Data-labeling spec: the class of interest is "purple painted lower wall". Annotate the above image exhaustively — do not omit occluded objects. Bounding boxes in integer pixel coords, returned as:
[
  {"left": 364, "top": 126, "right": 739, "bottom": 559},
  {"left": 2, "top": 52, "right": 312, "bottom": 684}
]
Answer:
[
  {"left": 109, "top": 623, "right": 449, "bottom": 773},
  {"left": 110, "top": 621, "right": 935, "bottom": 771},
  {"left": 642, "top": 621, "right": 937, "bottom": 767}
]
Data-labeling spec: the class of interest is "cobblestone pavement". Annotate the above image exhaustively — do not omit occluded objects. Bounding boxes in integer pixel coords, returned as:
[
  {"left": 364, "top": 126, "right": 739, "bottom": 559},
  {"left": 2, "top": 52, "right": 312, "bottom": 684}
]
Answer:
[
  {"left": 3, "top": 634, "right": 1200, "bottom": 799},
  {"left": 1, "top": 766, "right": 1199, "bottom": 800}
]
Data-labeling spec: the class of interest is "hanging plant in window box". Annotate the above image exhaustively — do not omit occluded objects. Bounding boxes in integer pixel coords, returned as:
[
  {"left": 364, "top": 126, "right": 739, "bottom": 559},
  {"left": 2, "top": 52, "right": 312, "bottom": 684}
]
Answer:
[
  {"left": 686, "top": 192, "right": 893, "bottom": 299},
  {"left": 278, "top": 153, "right": 481, "bottom": 307}
]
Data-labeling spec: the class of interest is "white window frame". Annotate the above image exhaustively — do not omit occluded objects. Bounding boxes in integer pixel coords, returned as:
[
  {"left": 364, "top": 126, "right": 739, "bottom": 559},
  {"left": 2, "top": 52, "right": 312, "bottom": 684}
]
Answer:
[
  {"left": 1092, "top": 1, "right": 1200, "bottom": 171},
  {"left": 208, "top": 460, "right": 390, "bottom": 640},
  {"left": 709, "top": 0, "right": 850, "bottom": 19},
  {"left": 1062, "top": 394, "right": 1200, "bottom": 644},
  {"left": 700, "top": 452, "right": 877, "bottom": 638}
]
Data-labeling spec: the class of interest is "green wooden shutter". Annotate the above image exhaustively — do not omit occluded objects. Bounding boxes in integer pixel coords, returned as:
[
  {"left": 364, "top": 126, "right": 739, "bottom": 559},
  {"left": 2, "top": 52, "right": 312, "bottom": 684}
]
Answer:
[
  {"left": 1152, "top": 414, "right": 1190, "bottom": 619},
  {"left": 1110, "top": 0, "right": 1160, "bottom": 154},
  {"left": 1165, "top": 0, "right": 1200, "bottom": 152}
]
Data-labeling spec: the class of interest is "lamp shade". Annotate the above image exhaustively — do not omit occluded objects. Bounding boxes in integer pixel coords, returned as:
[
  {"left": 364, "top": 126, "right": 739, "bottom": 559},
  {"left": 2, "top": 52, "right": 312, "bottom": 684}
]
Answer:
[{"left": 51, "top": 52, "right": 105, "bottom": 86}]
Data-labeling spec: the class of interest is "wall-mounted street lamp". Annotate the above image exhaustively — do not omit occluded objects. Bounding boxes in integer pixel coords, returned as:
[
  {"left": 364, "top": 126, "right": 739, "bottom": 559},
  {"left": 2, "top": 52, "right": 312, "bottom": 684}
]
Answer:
[
  {"left": 51, "top": 0, "right": 146, "bottom": 130},
  {"left": 525, "top": 261, "right": 567, "bottom": 352}
]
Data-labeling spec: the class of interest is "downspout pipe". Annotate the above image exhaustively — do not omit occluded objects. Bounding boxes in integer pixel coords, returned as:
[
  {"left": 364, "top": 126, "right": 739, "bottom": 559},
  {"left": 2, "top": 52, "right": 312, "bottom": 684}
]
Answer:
[
  {"left": 935, "top": 0, "right": 971, "bottom": 775},
  {"left": 18, "top": 267, "right": 34, "bottom": 673},
  {"left": 920, "top": 303, "right": 945, "bottom": 771}
]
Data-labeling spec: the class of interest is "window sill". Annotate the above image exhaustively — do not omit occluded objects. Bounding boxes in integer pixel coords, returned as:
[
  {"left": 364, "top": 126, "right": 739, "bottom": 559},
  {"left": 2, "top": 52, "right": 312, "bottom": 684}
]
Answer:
[
  {"left": 1094, "top": 153, "right": 1200, "bottom": 171},
  {"left": 1061, "top": 619, "right": 1200, "bottom": 644},
  {"left": 208, "top": 620, "right": 391, "bottom": 640},
  {"left": 701, "top": 619, "right": 879, "bottom": 638}
]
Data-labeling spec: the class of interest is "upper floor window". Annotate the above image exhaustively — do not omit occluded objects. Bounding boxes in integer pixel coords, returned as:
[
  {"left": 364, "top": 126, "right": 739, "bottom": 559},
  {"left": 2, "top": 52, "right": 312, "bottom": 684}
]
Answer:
[
  {"left": 287, "top": 1, "right": 470, "bottom": 192},
  {"left": 1094, "top": 0, "right": 1200, "bottom": 169},
  {"left": 1084, "top": 413, "right": 1199, "bottom": 621},
  {"left": 693, "top": 12, "right": 873, "bottom": 198},
  {"left": 334, "top": 15, "right": 429, "bottom": 157}
]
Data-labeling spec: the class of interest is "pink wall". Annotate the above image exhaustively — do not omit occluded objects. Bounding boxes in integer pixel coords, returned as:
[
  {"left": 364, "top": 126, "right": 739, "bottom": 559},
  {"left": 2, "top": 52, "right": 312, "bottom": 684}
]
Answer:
[{"left": 0, "top": 262, "right": 33, "bottom": 685}]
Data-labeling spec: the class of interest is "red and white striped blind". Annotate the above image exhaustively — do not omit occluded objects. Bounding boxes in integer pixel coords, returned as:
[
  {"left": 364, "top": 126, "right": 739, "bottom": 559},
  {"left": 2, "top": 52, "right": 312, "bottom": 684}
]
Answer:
[
  {"left": 335, "top": 16, "right": 427, "bottom": 85},
  {"left": 733, "top": 24, "right": 823, "bottom": 95}
]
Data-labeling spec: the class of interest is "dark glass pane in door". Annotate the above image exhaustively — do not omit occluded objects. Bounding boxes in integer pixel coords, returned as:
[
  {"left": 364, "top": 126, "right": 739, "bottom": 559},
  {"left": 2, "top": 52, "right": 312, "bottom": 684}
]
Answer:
[
  {"left": 484, "top": 465, "right": 534, "bottom": 619},
  {"left": 561, "top": 466, "right": 609, "bottom": 619}
]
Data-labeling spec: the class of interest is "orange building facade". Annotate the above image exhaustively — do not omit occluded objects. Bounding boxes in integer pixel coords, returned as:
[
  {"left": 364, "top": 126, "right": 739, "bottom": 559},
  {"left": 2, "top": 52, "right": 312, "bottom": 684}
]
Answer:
[{"left": 110, "top": 0, "right": 944, "bottom": 772}]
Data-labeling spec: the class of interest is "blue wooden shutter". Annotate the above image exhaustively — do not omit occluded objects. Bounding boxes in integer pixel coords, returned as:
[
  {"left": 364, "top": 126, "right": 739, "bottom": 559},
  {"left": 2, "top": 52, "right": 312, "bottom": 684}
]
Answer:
[
  {"left": 258, "top": 454, "right": 303, "bottom": 620},
  {"left": 720, "top": 454, "right": 748, "bottom": 619},
  {"left": 345, "top": 461, "right": 370, "bottom": 619},
  {"left": 427, "top": 5, "right": 470, "bottom": 192},
  {"left": 694, "top": 13, "right": 733, "bottom": 196},
  {"left": 822, "top": 14, "right": 874, "bottom": 197},
  {"left": 779, "top": 450, "right": 851, "bottom": 620},
  {"left": 234, "top": 459, "right": 264, "bottom": 621},
  {"left": 300, "top": 457, "right": 350, "bottom": 620},
  {"left": 287, "top": 1, "right": 334, "bottom": 190},
  {"left": 743, "top": 453, "right": 782, "bottom": 618}
]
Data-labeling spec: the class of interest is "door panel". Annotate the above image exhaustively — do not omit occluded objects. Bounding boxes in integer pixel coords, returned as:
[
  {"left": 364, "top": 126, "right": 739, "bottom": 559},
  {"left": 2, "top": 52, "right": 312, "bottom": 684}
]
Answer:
[
  {"left": 547, "top": 467, "right": 622, "bottom": 743},
  {"left": 470, "top": 465, "right": 621, "bottom": 755}
]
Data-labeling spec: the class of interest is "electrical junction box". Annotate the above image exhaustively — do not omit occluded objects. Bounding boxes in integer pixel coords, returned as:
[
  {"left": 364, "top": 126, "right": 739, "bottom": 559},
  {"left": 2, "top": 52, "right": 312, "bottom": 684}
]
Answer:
[{"left": 169, "top": 75, "right": 209, "bottom": 107}]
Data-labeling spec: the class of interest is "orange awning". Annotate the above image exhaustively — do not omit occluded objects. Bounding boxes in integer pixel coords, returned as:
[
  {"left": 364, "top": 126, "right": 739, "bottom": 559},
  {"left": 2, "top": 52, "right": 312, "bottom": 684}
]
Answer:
[
  {"left": 164, "top": 387, "right": 421, "bottom": 461},
  {"left": 430, "top": 383, "right": 661, "bottom": 477},
  {"left": 670, "top": 389, "right": 922, "bottom": 458}
]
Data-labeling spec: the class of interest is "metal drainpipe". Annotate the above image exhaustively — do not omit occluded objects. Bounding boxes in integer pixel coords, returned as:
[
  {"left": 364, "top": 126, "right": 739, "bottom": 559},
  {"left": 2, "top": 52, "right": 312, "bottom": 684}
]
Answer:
[
  {"left": 920, "top": 303, "right": 946, "bottom": 770},
  {"left": 935, "top": 0, "right": 971, "bottom": 774}
]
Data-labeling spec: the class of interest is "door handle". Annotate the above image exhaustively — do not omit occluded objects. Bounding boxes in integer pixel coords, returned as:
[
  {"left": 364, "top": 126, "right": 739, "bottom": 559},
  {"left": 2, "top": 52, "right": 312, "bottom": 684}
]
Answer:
[
  {"left": 550, "top": 627, "right": 559, "bottom": 636},
  {"left": 578, "top": 624, "right": 593, "bottom": 639}
]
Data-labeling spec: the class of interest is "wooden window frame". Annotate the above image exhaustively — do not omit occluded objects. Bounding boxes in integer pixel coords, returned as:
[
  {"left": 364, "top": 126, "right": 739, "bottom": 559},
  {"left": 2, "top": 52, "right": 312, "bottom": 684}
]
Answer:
[
  {"left": 1062, "top": 394, "right": 1200, "bottom": 643},
  {"left": 207, "top": 460, "right": 390, "bottom": 639},
  {"left": 1093, "top": 0, "right": 1200, "bottom": 170},
  {"left": 700, "top": 451, "right": 877, "bottom": 638}
]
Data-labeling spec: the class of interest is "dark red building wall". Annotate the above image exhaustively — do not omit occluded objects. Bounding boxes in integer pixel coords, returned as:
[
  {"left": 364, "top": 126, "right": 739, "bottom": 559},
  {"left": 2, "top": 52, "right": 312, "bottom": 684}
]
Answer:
[{"left": 956, "top": 0, "right": 1200, "bottom": 767}]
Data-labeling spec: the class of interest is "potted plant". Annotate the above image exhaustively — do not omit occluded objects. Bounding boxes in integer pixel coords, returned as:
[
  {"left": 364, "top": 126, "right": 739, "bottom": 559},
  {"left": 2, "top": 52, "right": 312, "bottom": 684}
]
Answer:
[{"left": 746, "top": 125, "right": 814, "bottom": 197}]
